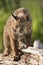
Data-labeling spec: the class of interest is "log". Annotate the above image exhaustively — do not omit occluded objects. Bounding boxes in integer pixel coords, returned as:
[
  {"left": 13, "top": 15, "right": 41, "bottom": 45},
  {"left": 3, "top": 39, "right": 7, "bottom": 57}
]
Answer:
[{"left": 0, "top": 47, "right": 43, "bottom": 65}]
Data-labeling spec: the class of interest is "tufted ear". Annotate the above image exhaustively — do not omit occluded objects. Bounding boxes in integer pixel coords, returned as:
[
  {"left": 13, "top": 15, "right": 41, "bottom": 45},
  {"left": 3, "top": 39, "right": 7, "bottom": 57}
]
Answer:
[
  {"left": 26, "top": 13, "right": 30, "bottom": 21},
  {"left": 12, "top": 13, "right": 19, "bottom": 20}
]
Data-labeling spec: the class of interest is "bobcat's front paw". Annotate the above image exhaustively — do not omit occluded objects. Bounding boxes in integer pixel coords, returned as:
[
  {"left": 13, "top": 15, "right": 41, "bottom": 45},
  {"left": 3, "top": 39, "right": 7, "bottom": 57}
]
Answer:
[
  {"left": 14, "top": 55, "right": 20, "bottom": 61},
  {"left": 11, "top": 52, "right": 20, "bottom": 61}
]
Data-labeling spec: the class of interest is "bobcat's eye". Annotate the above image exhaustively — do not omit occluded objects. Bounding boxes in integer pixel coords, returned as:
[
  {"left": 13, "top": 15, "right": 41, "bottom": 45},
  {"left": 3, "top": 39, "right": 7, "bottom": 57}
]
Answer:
[{"left": 15, "top": 25, "right": 19, "bottom": 28}]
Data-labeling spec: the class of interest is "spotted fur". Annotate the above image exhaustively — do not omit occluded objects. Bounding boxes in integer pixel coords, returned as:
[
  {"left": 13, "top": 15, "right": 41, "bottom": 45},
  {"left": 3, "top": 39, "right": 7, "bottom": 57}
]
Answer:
[{"left": 3, "top": 7, "right": 32, "bottom": 61}]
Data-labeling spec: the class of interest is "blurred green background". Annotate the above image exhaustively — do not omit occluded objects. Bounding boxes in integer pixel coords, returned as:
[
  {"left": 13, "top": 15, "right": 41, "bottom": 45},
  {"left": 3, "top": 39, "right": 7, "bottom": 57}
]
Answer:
[{"left": 0, "top": 0, "right": 43, "bottom": 53}]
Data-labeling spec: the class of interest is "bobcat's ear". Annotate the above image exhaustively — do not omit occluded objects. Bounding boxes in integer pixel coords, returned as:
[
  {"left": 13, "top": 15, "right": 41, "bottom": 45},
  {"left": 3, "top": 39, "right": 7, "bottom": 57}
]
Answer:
[
  {"left": 26, "top": 13, "right": 29, "bottom": 21},
  {"left": 12, "top": 13, "right": 19, "bottom": 20}
]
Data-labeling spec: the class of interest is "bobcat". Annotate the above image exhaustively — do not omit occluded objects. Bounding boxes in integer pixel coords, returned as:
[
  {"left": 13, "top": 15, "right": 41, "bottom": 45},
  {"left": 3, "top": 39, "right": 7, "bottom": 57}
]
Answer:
[{"left": 3, "top": 7, "right": 32, "bottom": 61}]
